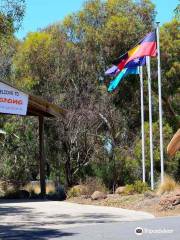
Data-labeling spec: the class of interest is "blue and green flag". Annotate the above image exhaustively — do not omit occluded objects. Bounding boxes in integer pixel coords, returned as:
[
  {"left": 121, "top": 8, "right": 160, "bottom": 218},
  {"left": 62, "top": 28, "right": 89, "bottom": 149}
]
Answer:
[
  {"left": 108, "top": 67, "right": 139, "bottom": 92},
  {"left": 107, "top": 57, "right": 146, "bottom": 92}
]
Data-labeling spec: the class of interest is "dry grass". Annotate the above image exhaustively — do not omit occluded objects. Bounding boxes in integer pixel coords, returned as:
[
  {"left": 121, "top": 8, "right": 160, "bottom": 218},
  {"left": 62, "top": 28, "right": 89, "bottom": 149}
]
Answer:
[
  {"left": 24, "top": 181, "right": 56, "bottom": 194},
  {"left": 0, "top": 181, "right": 56, "bottom": 196},
  {"left": 81, "top": 177, "right": 107, "bottom": 195},
  {"left": 156, "top": 175, "right": 178, "bottom": 195},
  {"left": 67, "top": 178, "right": 107, "bottom": 198},
  {"left": 67, "top": 185, "right": 87, "bottom": 198},
  {"left": 0, "top": 181, "right": 18, "bottom": 194},
  {"left": 67, "top": 193, "right": 180, "bottom": 217}
]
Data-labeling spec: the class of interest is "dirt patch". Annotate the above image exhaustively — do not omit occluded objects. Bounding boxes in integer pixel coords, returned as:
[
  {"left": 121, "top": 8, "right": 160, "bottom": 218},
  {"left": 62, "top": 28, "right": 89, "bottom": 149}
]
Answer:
[{"left": 67, "top": 193, "right": 180, "bottom": 217}]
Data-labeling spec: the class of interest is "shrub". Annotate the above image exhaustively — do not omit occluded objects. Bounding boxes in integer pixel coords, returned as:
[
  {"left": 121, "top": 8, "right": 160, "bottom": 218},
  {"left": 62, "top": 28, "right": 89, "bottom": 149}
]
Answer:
[
  {"left": 3, "top": 189, "right": 30, "bottom": 199},
  {"left": 67, "top": 185, "right": 85, "bottom": 198},
  {"left": 46, "top": 182, "right": 56, "bottom": 194},
  {"left": 82, "top": 177, "right": 107, "bottom": 195},
  {"left": 24, "top": 181, "right": 56, "bottom": 194},
  {"left": 124, "top": 184, "right": 134, "bottom": 195},
  {"left": 157, "top": 175, "right": 177, "bottom": 195},
  {"left": 67, "top": 178, "right": 107, "bottom": 198},
  {"left": 133, "top": 180, "right": 149, "bottom": 193},
  {"left": 24, "top": 182, "right": 41, "bottom": 194},
  {"left": 48, "top": 185, "right": 66, "bottom": 201},
  {"left": 124, "top": 181, "right": 149, "bottom": 195}
]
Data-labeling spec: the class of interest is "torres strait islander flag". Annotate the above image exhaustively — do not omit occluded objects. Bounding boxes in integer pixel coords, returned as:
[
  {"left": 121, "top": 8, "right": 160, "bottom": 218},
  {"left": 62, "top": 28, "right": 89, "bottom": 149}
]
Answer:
[{"left": 112, "top": 31, "right": 157, "bottom": 70}]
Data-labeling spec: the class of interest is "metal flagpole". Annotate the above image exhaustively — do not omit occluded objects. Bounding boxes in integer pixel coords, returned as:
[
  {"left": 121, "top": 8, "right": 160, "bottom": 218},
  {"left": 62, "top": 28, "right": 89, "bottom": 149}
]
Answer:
[
  {"left": 140, "top": 66, "right": 145, "bottom": 182},
  {"left": 156, "top": 22, "right": 164, "bottom": 184},
  {"left": 146, "top": 56, "right": 154, "bottom": 190}
]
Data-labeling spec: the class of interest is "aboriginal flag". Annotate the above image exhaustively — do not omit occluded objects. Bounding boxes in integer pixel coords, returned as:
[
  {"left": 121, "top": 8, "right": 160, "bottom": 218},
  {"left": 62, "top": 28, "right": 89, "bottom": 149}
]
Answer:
[{"left": 113, "top": 31, "right": 157, "bottom": 70}]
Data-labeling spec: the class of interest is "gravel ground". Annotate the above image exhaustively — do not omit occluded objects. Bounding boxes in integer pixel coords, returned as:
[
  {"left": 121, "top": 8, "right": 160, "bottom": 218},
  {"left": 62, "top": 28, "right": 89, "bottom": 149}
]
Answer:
[{"left": 68, "top": 193, "right": 180, "bottom": 217}]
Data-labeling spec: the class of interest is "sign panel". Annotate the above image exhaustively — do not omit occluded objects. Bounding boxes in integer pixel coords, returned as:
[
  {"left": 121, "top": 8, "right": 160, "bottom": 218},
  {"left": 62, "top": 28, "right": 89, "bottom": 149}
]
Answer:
[{"left": 0, "top": 82, "right": 29, "bottom": 115}]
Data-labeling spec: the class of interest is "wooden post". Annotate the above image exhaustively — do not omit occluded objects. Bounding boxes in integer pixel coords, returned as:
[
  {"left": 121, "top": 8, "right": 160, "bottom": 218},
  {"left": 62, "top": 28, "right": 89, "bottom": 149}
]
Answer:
[{"left": 39, "top": 116, "right": 46, "bottom": 197}]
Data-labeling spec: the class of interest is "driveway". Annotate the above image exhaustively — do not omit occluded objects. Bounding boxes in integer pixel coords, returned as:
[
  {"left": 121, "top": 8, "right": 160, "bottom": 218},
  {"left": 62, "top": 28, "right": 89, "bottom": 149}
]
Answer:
[{"left": 0, "top": 200, "right": 154, "bottom": 239}]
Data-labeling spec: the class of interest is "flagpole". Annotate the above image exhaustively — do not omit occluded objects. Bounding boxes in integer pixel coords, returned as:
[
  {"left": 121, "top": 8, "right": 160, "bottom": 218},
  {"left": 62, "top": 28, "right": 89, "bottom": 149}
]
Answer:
[
  {"left": 146, "top": 56, "right": 154, "bottom": 190},
  {"left": 140, "top": 66, "right": 145, "bottom": 182},
  {"left": 156, "top": 22, "right": 164, "bottom": 184}
]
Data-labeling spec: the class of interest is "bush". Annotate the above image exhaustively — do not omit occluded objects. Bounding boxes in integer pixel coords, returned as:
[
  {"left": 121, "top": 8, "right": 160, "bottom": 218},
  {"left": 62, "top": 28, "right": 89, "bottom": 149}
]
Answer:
[
  {"left": 24, "top": 181, "right": 56, "bottom": 195},
  {"left": 157, "top": 175, "right": 177, "bottom": 195},
  {"left": 92, "top": 149, "right": 141, "bottom": 189},
  {"left": 67, "top": 185, "right": 85, "bottom": 198},
  {"left": 82, "top": 177, "right": 107, "bottom": 195},
  {"left": 48, "top": 185, "right": 66, "bottom": 201},
  {"left": 2, "top": 189, "right": 30, "bottom": 199},
  {"left": 134, "top": 122, "right": 180, "bottom": 182},
  {"left": 124, "top": 181, "right": 149, "bottom": 195},
  {"left": 124, "top": 184, "right": 134, "bottom": 195},
  {"left": 133, "top": 180, "right": 149, "bottom": 193},
  {"left": 67, "top": 178, "right": 107, "bottom": 198}
]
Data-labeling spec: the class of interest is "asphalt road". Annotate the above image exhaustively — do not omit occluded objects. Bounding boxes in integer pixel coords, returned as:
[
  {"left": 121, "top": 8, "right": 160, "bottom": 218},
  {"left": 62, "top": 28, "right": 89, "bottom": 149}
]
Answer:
[
  {"left": 61, "top": 216, "right": 180, "bottom": 240},
  {"left": 0, "top": 200, "right": 179, "bottom": 240}
]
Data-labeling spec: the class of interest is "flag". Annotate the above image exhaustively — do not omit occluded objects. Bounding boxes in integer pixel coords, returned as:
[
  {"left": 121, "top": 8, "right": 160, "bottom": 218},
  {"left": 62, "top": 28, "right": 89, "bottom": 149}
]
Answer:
[
  {"left": 108, "top": 67, "right": 139, "bottom": 92},
  {"left": 124, "top": 56, "right": 146, "bottom": 68},
  {"left": 105, "top": 65, "right": 120, "bottom": 76},
  {"left": 106, "top": 56, "right": 146, "bottom": 91},
  {"left": 105, "top": 56, "right": 146, "bottom": 76},
  {"left": 113, "top": 31, "right": 157, "bottom": 70}
]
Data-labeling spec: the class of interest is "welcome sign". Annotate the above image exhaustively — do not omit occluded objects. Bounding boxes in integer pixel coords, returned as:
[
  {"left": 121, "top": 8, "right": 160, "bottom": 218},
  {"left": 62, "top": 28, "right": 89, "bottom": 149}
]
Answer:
[{"left": 0, "top": 82, "right": 29, "bottom": 115}]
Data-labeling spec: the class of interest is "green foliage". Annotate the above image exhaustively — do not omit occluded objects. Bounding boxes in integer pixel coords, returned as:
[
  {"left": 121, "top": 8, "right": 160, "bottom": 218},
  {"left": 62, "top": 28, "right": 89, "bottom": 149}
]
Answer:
[
  {"left": 174, "top": 4, "right": 180, "bottom": 20},
  {"left": 0, "top": 0, "right": 179, "bottom": 191},
  {"left": 134, "top": 122, "right": 180, "bottom": 182},
  {"left": 13, "top": 32, "right": 54, "bottom": 92},
  {"left": 0, "top": 0, "right": 25, "bottom": 36},
  {"left": 0, "top": 0, "right": 24, "bottom": 84},
  {"left": 124, "top": 184, "right": 134, "bottom": 195},
  {"left": 2, "top": 189, "right": 30, "bottom": 199},
  {"left": 92, "top": 147, "right": 141, "bottom": 189},
  {"left": 133, "top": 180, "right": 149, "bottom": 193},
  {"left": 124, "top": 181, "right": 149, "bottom": 195},
  {"left": 0, "top": 116, "right": 39, "bottom": 184},
  {"left": 157, "top": 19, "right": 180, "bottom": 128}
]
